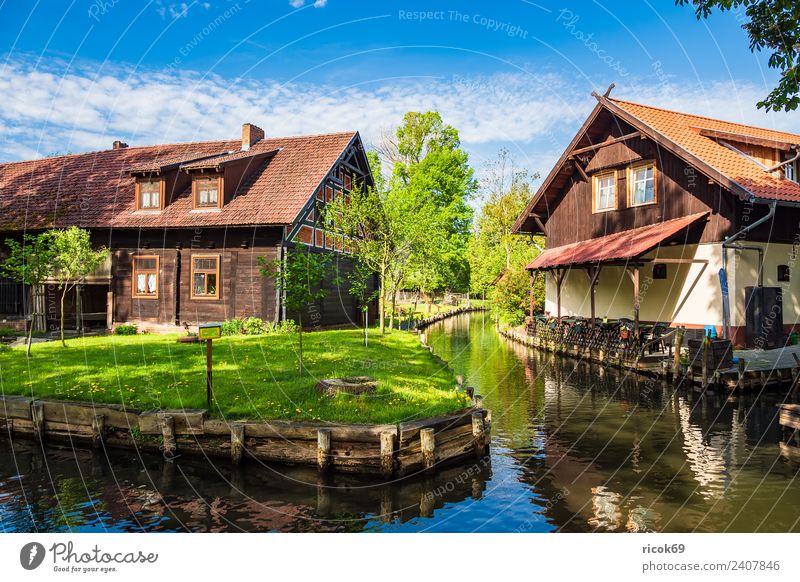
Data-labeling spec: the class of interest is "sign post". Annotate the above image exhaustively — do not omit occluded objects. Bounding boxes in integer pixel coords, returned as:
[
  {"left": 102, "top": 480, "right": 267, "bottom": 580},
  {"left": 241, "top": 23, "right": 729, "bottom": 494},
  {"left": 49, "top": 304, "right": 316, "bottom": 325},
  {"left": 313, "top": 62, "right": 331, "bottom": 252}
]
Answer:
[{"left": 198, "top": 323, "right": 222, "bottom": 408}]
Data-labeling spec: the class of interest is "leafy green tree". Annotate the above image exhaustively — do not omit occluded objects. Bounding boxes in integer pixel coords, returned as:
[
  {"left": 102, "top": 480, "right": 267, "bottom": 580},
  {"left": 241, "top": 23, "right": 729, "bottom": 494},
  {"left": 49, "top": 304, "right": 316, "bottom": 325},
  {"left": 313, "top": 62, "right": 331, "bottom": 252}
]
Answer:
[
  {"left": 347, "top": 259, "right": 379, "bottom": 346},
  {"left": 678, "top": 0, "right": 800, "bottom": 111},
  {"left": 260, "top": 247, "right": 335, "bottom": 375},
  {"left": 389, "top": 112, "right": 476, "bottom": 307},
  {"left": 49, "top": 227, "right": 108, "bottom": 347},
  {"left": 1, "top": 233, "right": 56, "bottom": 356},
  {"left": 468, "top": 150, "right": 544, "bottom": 323}
]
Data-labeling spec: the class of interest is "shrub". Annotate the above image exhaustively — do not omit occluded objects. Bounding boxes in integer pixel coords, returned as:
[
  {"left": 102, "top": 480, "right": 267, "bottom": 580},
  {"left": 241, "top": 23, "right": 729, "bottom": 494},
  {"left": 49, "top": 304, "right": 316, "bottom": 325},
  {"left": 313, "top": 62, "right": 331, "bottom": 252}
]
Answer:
[
  {"left": 220, "top": 317, "right": 297, "bottom": 336},
  {"left": 242, "top": 317, "right": 266, "bottom": 335},
  {"left": 114, "top": 323, "right": 138, "bottom": 335},
  {"left": 221, "top": 318, "right": 244, "bottom": 336}
]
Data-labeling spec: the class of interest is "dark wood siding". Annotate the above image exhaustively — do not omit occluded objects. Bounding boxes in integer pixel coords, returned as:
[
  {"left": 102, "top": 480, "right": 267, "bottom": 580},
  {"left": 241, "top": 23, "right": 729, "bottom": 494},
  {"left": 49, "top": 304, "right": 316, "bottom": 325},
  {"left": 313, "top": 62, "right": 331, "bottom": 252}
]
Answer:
[{"left": 543, "top": 128, "right": 738, "bottom": 248}]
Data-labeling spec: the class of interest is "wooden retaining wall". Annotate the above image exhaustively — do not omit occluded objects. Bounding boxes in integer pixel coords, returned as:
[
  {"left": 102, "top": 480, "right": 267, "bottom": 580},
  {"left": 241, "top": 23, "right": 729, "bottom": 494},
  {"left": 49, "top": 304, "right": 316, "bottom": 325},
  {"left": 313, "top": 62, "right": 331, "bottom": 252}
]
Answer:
[
  {"left": 0, "top": 395, "right": 491, "bottom": 479},
  {"left": 413, "top": 305, "right": 486, "bottom": 332}
]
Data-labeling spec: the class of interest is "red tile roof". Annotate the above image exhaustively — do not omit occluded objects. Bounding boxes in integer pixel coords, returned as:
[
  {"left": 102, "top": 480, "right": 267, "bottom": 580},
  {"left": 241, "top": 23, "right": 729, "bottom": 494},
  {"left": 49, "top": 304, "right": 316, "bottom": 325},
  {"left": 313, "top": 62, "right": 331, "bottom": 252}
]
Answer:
[
  {"left": 608, "top": 98, "right": 800, "bottom": 203},
  {"left": 0, "top": 132, "right": 357, "bottom": 230},
  {"left": 527, "top": 212, "right": 709, "bottom": 270},
  {"left": 179, "top": 148, "right": 280, "bottom": 171}
]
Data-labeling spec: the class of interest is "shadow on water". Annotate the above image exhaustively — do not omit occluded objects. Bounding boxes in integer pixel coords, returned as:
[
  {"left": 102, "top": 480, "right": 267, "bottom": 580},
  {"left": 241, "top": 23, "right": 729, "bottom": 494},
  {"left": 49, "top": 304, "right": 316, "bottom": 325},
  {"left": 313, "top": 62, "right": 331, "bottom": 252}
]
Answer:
[{"left": 2, "top": 311, "right": 800, "bottom": 532}]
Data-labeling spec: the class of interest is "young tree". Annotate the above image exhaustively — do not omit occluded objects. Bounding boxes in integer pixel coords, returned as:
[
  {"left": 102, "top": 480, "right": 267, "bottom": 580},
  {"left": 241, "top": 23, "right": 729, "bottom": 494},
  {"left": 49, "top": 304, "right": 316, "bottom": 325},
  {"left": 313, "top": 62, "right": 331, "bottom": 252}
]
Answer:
[
  {"left": 678, "top": 0, "right": 800, "bottom": 111},
  {"left": 347, "top": 259, "right": 379, "bottom": 346},
  {"left": 260, "top": 247, "right": 335, "bottom": 376},
  {"left": 49, "top": 227, "right": 108, "bottom": 347},
  {"left": 325, "top": 152, "right": 405, "bottom": 334},
  {"left": 1, "top": 233, "right": 56, "bottom": 356}
]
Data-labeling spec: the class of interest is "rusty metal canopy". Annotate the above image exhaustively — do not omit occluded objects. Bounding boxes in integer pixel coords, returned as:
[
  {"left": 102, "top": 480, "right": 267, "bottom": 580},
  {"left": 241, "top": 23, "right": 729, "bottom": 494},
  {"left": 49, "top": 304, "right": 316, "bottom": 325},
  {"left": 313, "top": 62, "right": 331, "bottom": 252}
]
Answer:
[{"left": 526, "top": 212, "right": 709, "bottom": 270}]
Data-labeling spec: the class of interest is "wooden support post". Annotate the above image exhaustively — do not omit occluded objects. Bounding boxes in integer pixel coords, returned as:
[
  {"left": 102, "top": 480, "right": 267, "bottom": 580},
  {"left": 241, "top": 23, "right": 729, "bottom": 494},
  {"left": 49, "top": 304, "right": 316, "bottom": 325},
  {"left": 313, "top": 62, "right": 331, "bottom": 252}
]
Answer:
[
  {"left": 32, "top": 401, "right": 45, "bottom": 442},
  {"left": 231, "top": 423, "right": 245, "bottom": 465},
  {"left": 380, "top": 431, "right": 394, "bottom": 478},
  {"left": 75, "top": 284, "right": 82, "bottom": 333},
  {"left": 472, "top": 411, "right": 486, "bottom": 458},
  {"left": 420, "top": 428, "right": 435, "bottom": 472},
  {"left": 554, "top": 269, "right": 566, "bottom": 321},
  {"left": 106, "top": 291, "right": 114, "bottom": 329},
  {"left": 586, "top": 266, "right": 600, "bottom": 323},
  {"left": 317, "top": 428, "right": 331, "bottom": 472},
  {"left": 529, "top": 270, "right": 536, "bottom": 319},
  {"left": 91, "top": 414, "right": 104, "bottom": 449},
  {"left": 672, "top": 327, "right": 685, "bottom": 384},
  {"left": 159, "top": 414, "right": 176, "bottom": 458},
  {"left": 205, "top": 339, "right": 213, "bottom": 408},
  {"left": 626, "top": 266, "right": 641, "bottom": 337},
  {"left": 473, "top": 394, "right": 484, "bottom": 409},
  {"left": 484, "top": 409, "right": 492, "bottom": 446}
]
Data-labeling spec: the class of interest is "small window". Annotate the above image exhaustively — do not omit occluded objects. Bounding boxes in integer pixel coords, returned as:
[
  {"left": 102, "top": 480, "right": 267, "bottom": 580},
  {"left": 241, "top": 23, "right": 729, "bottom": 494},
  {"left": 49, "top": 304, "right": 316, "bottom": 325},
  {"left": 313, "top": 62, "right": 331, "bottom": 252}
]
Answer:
[
  {"left": 652, "top": 263, "right": 667, "bottom": 280},
  {"left": 191, "top": 255, "right": 220, "bottom": 299},
  {"left": 193, "top": 175, "right": 221, "bottom": 209},
  {"left": 778, "top": 264, "right": 791, "bottom": 282},
  {"left": 785, "top": 158, "right": 797, "bottom": 183},
  {"left": 136, "top": 178, "right": 162, "bottom": 211},
  {"left": 629, "top": 163, "right": 656, "bottom": 206},
  {"left": 593, "top": 172, "right": 616, "bottom": 212},
  {"left": 132, "top": 255, "right": 159, "bottom": 298}
]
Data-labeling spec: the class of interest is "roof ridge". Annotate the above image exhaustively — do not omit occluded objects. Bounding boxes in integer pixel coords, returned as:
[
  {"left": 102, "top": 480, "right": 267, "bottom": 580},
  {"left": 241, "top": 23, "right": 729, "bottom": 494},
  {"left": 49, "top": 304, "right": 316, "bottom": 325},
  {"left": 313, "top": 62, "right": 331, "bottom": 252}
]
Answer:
[{"left": 610, "top": 98, "right": 800, "bottom": 142}]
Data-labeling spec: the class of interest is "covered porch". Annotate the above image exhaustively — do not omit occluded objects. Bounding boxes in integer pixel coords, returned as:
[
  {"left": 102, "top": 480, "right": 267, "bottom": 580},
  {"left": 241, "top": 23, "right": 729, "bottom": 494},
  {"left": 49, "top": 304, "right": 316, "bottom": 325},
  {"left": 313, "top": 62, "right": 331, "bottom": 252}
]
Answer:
[{"left": 524, "top": 213, "right": 711, "bottom": 359}]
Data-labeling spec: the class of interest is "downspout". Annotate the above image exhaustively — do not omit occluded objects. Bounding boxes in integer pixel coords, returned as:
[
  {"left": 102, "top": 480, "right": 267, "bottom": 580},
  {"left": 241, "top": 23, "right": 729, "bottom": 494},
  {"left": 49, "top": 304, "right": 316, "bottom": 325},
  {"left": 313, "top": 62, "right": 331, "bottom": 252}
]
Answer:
[{"left": 720, "top": 200, "right": 777, "bottom": 339}]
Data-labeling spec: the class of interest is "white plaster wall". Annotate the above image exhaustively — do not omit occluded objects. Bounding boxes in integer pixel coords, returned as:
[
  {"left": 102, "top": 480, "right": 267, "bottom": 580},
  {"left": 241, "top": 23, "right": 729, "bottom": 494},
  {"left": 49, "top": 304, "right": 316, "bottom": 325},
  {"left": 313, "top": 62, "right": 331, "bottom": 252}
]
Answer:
[
  {"left": 543, "top": 244, "right": 725, "bottom": 326},
  {"left": 729, "top": 242, "right": 800, "bottom": 327}
]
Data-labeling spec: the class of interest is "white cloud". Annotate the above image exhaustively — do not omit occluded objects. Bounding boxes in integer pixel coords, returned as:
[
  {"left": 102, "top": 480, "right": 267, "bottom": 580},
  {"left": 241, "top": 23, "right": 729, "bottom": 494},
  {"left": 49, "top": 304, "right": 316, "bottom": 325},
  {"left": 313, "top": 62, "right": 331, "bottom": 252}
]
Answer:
[
  {"left": 289, "top": 0, "right": 327, "bottom": 8},
  {"left": 0, "top": 56, "right": 797, "bottom": 180}
]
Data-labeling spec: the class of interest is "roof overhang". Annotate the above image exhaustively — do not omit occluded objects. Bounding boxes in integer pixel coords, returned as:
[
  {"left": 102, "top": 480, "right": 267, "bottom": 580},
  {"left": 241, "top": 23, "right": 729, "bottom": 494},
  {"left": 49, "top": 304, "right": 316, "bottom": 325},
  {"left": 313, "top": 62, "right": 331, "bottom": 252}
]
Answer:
[{"left": 526, "top": 212, "right": 709, "bottom": 271}]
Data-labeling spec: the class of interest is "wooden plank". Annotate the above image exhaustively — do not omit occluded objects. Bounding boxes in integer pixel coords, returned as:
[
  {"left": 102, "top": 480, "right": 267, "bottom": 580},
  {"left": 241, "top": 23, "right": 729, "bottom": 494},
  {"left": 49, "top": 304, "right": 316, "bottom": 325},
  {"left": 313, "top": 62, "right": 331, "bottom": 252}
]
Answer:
[
  {"left": 399, "top": 408, "right": 482, "bottom": 445},
  {"left": 40, "top": 399, "right": 140, "bottom": 429},
  {"left": 238, "top": 420, "right": 397, "bottom": 443},
  {"left": 0, "top": 396, "right": 33, "bottom": 420},
  {"left": 139, "top": 409, "right": 205, "bottom": 435}
]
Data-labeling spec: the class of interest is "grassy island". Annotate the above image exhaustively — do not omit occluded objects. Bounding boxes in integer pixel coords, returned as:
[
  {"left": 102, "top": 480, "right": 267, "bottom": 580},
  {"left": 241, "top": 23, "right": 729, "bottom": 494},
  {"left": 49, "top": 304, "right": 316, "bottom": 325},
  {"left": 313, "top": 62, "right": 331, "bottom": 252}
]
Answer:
[{"left": 0, "top": 329, "right": 468, "bottom": 424}]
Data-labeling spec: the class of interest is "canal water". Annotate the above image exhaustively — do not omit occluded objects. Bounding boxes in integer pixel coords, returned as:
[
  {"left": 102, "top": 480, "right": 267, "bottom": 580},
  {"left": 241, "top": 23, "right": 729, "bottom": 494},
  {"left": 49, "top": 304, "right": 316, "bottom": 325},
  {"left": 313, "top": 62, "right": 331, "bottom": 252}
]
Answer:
[{"left": 2, "top": 311, "right": 799, "bottom": 532}]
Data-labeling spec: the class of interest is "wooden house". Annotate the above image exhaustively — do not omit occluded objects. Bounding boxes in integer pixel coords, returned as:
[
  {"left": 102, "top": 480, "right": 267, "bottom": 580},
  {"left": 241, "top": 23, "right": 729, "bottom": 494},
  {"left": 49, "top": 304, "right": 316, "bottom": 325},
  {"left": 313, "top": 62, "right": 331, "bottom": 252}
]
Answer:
[
  {"left": 513, "top": 89, "right": 800, "bottom": 348},
  {"left": 0, "top": 124, "right": 374, "bottom": 332}
]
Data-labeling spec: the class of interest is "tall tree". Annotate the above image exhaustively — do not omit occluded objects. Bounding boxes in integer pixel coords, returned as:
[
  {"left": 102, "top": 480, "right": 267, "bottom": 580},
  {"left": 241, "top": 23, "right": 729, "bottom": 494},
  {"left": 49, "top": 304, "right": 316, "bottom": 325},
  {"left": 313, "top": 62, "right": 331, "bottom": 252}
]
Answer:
[
  {"left": 391, "top": 112, "right": 476, "bottom": 308},
  {"left": 1, "top": 233, "right": 56, "bottom": 356},
  {"left": 50, "top": 227, "right": 108, "bottom": 347},
  {"left": 469, "top": 150, "right": 544, "bottom": 325},
  {"left": 260, "top": 247, "right": 335, "bottom": 375},
  {"left": 678, "top": 0, "right": 800, "bottom": 111}
]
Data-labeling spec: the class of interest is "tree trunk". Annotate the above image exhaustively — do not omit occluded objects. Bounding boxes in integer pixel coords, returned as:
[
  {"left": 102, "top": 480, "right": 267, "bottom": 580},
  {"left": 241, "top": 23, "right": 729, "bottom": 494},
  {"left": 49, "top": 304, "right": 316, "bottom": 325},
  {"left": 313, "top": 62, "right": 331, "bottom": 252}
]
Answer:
[
  {"left": 390, "top": 289, "right": 398, "bottom": 331},
  {"left": 378, "top": 268, "right": 385, "bottom": 334},
  {"left": 60, "top": 286, "right": 68, "bottom": 347},
  {"left": 26, "top": 309, "right": 34, "bottom": 357},
  {"left": 298, "top": 313, "right": 304, "bottom": 376}
]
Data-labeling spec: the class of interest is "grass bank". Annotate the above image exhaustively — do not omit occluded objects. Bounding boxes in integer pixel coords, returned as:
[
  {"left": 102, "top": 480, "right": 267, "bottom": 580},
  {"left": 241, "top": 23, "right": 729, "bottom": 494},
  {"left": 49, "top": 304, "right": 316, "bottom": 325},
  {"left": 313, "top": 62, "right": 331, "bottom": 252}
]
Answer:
[{"left": 0, "top": 329, "right": 468, "bottom": 424}]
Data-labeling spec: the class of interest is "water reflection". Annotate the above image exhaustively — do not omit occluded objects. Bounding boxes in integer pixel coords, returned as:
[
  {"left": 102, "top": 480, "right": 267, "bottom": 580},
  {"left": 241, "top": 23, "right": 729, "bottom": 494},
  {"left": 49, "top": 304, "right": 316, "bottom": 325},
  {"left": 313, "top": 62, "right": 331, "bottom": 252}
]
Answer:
[{"left": 2, "top": 311, "right": 799, "bottom": 532}]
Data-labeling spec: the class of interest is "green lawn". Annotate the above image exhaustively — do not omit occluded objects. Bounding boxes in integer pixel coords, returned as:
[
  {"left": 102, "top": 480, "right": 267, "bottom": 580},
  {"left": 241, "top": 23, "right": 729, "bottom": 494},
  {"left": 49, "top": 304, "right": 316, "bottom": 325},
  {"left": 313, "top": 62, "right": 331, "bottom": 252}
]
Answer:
[{"left": 0, "top": 329, "right": 470, "bottom": 424}]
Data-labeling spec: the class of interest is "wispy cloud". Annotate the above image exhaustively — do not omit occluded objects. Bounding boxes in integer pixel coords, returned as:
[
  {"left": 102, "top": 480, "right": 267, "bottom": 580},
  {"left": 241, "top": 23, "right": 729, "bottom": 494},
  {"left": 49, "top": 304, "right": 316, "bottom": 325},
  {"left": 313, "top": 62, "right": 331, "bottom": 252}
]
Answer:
[
  {"left": 289, "top": 0, "right": 327, "bottom": 8},
  {"left": 0, "top": 56, "right": 797, "bottom": 175}
]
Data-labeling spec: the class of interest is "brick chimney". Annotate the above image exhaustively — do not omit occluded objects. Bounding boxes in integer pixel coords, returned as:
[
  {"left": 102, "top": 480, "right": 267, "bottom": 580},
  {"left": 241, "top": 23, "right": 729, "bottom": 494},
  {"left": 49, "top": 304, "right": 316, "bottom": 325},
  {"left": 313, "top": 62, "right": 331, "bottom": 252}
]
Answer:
[
  {"left": 241, "top": 123, "right": 265, "bottom": 151},
  {"left": 112, "top": 140, "right": 129, "bottom": 149}
]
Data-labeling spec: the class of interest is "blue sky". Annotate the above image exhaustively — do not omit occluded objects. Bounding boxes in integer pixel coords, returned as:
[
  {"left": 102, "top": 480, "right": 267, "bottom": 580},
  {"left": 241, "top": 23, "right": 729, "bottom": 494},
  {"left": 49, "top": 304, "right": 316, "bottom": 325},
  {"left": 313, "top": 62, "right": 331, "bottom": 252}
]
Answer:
[{"left": 1, "top": 0, "right": 797, "bottom": 184}]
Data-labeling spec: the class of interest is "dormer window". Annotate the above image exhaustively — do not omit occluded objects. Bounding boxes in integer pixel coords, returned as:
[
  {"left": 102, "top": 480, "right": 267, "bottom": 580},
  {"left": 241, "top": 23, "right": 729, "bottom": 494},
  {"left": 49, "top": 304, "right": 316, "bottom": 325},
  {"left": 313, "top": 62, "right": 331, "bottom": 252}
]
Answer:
[
  {"left": 135, "top": 178, "right": 164, "bottom": 211},
  {"left": 193, "top": 175, "right": 222, "bottom": 209}
]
